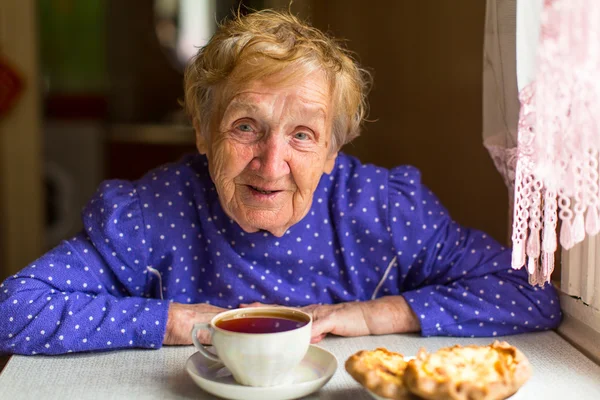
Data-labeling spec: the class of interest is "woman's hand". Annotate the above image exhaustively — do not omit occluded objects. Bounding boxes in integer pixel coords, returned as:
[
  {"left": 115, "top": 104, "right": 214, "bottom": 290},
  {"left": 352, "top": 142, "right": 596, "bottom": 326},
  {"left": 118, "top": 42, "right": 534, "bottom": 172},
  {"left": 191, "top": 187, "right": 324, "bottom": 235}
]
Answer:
[
  {"left": 164, "top": 302, "right": 227, "bottom": 345},
  {"left": 241, "top": 295, "right": 420, "bottom": 343},
  {"left": 301, "top": 302, "right": 372, "bottom": 343},
  {"left": 306, "top": 296, "right": 421, "bottom": 343}
]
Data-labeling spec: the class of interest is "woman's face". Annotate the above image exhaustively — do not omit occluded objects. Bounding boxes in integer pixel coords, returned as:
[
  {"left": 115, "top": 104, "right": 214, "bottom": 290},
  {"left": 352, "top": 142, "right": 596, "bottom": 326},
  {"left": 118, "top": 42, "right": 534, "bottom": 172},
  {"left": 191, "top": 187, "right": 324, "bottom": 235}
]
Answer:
[{"left": 196, "top": 71, "right": 338, "bottom": 237}]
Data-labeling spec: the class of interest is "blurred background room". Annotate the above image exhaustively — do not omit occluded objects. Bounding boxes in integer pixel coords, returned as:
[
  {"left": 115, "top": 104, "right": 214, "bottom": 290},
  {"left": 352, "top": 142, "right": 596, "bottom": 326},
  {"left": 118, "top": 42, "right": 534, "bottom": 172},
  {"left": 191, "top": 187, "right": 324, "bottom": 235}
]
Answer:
[{"left": 0, "top": 0, "right": 507, "bottom": 282}]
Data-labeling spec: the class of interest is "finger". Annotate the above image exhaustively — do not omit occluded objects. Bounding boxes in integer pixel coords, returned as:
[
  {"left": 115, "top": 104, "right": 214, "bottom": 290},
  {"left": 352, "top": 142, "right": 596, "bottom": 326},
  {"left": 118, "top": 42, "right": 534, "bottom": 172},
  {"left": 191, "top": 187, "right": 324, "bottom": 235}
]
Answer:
[
  {"left": 239, "top": 302, "right": 269, "bottom": 308},
  {"left": 310, "top": 333, "right": 327, "bottom": 344},
  {"left": 310, "top": 309, "right": 336, "bottom": 339},
  {"left": 300, "top": 304, "right": 319, "bottom": 314},
  {"left": 193, "top": 328, "right": 213, "bottom": 345}
]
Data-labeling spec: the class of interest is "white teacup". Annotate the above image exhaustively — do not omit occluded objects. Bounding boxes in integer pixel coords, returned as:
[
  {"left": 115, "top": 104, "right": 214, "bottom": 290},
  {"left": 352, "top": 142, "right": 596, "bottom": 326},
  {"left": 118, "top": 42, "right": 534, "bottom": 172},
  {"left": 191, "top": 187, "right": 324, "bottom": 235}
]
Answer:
[{"left": 191, "top": 307, "right": 312, "bottom": 387}]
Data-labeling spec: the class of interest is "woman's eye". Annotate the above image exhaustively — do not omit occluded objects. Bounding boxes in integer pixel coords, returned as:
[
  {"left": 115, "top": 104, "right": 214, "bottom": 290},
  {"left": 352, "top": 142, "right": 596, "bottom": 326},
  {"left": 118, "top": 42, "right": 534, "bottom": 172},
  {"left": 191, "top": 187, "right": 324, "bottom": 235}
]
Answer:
[
  {"left": 237, "top": 123, "right": 253, "bottom": 132},
  {"left": 294, "top": 132, "right": 310, "bottom": 140}
]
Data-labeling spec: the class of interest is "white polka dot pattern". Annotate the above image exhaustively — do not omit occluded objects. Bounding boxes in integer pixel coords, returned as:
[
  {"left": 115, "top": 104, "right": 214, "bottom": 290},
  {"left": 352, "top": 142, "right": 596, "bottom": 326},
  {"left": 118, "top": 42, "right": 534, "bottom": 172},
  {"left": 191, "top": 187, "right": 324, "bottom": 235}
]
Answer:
[{"left": 0, "top": 153, "right": 561, "bottom": 354}]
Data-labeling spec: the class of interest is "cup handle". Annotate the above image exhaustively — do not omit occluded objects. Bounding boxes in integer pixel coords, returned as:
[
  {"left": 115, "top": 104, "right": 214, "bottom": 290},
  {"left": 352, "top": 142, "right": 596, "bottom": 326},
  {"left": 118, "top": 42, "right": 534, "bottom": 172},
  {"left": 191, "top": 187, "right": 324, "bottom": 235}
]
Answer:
[{"left": 191, "top": 322, "right": 221, "bottom": 363}]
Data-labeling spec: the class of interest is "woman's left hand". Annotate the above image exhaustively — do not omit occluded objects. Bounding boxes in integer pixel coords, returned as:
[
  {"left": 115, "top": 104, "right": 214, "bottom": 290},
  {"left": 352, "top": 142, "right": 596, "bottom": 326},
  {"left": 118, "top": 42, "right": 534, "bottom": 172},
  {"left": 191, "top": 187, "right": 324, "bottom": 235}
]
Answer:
[{"left": 240, "top": 295, "right": 420, "bottom": 343}]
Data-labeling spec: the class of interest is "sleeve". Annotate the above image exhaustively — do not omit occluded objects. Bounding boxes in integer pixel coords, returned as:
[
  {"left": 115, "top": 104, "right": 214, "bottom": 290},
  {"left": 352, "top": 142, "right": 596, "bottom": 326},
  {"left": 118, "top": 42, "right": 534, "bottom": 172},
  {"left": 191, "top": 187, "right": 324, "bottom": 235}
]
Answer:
[
  {"left": 0, "top": 180, "right": 169, "bottom": 355},
  {"left": 387, "top": 166, "right": 561, "bottom": 337}
]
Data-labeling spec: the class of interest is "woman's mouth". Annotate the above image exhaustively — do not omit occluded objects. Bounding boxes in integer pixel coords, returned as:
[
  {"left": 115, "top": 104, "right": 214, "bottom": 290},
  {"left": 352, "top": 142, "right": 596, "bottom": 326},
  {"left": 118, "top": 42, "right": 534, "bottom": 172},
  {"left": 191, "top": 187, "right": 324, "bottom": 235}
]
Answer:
[{"left": 248, "top": 185, "right": 281, "bottom": 195}]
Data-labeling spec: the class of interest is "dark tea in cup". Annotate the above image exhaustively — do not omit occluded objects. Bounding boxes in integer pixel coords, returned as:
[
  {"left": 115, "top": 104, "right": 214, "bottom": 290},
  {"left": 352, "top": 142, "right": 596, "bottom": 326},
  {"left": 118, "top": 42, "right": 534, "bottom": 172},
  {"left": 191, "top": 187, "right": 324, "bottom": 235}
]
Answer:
[{"left": 216, "top": 312, "right": 308, "bottom": 334}]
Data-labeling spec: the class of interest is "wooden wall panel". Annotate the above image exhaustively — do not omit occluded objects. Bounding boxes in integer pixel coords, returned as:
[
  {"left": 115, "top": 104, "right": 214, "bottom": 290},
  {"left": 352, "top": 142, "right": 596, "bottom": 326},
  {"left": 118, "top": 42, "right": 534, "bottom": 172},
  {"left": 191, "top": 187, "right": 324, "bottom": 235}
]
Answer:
[{"left": 311, "top": 0, "right": 508, "bottom": 243}]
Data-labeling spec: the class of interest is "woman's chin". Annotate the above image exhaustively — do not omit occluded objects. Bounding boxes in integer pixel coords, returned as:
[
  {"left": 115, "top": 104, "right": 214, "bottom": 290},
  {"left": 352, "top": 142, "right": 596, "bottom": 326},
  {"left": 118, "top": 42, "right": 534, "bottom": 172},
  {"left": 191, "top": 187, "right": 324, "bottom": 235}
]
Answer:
[{"left": 234, "top": 211, "right": 292, "bottom": 237}]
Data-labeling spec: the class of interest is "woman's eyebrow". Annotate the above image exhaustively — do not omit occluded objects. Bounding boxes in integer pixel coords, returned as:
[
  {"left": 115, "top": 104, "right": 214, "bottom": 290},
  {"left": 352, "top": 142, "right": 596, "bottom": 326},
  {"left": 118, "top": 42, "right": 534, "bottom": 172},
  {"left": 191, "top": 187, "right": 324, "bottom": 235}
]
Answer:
[
  {"left": 225, "top": 95, "right": 327, "bottom": 124},
  {"left": 297, "top": 97, "right": 328, "bottom": 122},
  {"left": 302, "top": 107, "right": 327, "bottom": 124},
  {"left": 224, "top": 99, "right": 262, "bottom": 116}
]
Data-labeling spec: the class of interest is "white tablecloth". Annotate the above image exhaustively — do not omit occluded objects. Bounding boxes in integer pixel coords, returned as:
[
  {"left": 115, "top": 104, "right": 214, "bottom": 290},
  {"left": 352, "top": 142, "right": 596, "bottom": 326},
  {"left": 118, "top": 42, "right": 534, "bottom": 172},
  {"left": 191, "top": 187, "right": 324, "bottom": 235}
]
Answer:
[{"left": 1, "top": 331, "right": 599, "bottom": 399}]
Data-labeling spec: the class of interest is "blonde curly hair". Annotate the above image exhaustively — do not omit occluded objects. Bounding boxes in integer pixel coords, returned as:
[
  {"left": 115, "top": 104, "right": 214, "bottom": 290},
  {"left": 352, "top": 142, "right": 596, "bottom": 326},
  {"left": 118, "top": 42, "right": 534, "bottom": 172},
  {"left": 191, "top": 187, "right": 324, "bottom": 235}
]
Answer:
[{"left": 183, "top": 9, "right": 371, "bottom": 152}]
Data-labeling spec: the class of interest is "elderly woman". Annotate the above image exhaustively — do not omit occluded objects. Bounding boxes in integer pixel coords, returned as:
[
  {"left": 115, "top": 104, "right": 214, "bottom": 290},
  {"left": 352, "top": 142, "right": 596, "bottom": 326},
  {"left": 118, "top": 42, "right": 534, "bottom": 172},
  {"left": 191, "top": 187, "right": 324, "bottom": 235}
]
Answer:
[{"left": 0, "top": 10, "right": 559, "bottom": 355}]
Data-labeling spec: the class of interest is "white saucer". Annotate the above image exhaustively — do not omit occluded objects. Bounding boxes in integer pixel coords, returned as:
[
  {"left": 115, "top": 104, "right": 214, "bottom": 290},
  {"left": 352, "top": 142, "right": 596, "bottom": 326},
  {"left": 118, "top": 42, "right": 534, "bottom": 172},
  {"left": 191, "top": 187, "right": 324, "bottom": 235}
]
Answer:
[{"left": 186, "top": 344, "right": 338, "bottom": 400}]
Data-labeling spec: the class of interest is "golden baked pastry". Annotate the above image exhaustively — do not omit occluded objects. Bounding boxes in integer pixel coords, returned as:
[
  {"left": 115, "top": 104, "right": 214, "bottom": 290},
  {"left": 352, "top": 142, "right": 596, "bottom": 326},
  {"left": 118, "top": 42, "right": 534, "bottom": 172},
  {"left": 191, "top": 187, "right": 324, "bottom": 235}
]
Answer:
[
  {"left": 403, "top": 341, "right": 531, "bottom": 400},
  {"left": 345, "top": 347, "right": 414, "bottom": 400},
  {"left": 345, "top": 341, "right": 531, "bottom": 400}
]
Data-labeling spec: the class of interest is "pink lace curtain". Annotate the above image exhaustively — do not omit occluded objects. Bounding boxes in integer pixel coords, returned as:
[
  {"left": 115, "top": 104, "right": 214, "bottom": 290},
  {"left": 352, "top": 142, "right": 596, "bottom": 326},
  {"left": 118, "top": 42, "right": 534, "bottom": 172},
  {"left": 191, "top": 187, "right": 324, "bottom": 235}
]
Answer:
[
  {"left": 484, "top": 0, "right": 600, "bottom": 286},
  {"left": 511, "top": 0, "right": 600, "bottom": 286}
]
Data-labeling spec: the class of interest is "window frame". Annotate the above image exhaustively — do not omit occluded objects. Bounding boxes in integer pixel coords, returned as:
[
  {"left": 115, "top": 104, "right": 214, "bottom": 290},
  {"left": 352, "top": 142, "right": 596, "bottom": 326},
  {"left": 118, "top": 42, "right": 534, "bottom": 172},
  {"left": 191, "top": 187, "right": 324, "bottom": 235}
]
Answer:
[{"left": 558, "top": 238, "right": 600, "bottom": 364}]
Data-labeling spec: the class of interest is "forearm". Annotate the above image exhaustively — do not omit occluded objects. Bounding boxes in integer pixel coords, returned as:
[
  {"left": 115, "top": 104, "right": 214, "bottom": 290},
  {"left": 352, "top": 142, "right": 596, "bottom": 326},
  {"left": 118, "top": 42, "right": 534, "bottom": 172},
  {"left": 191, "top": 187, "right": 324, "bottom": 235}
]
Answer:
[
  {"left": 0, "top": 283, "right": 169, "bottom": 355},
  {"left": 362, "top": 295, "right": 420, "bottom": 335},
  {"left": 403, "top": 268, "right": 561, "bottom": 337}
]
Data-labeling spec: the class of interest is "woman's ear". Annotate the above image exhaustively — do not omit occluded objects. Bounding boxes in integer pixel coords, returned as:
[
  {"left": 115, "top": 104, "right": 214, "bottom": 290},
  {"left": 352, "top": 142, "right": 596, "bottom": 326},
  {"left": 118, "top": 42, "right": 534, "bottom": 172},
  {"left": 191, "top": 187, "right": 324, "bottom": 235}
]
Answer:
[
  {"left": 323, "top": 151, "right": 339, "bottom": 174},
  {"left": 194, "top": 119, "right": 208, "bottom": 155}
]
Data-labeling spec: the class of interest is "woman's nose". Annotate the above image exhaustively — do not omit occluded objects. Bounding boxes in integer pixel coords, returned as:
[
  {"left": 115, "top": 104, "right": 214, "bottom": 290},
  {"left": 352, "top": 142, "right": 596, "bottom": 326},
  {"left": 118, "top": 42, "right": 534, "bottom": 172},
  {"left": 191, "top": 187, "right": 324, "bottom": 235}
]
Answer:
[{"left": 251, "top": 135, "right": 291, "bottom": 179}]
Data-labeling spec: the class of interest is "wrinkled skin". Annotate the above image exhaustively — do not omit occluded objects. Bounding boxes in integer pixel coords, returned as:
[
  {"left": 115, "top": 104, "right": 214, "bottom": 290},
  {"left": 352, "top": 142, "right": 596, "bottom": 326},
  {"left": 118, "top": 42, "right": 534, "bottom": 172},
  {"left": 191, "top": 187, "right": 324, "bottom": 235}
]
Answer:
[{"left": 196, "top": 71, "right": 338, "bottom": 237}]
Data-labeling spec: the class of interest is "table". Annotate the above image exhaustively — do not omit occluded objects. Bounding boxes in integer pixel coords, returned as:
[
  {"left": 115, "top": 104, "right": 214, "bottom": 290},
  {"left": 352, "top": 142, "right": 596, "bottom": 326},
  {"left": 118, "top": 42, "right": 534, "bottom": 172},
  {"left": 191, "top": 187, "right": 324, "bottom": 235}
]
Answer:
[{"left": 1, "top": 331, "right": 600, "bottom": 399}]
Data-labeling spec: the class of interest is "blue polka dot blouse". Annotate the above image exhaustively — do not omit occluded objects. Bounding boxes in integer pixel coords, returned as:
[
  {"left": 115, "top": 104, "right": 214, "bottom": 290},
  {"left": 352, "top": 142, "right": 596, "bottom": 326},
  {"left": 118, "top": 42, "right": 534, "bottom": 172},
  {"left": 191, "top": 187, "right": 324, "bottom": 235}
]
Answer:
[{"left": 0, "top": 153, "right": 560, "bottom": 354}]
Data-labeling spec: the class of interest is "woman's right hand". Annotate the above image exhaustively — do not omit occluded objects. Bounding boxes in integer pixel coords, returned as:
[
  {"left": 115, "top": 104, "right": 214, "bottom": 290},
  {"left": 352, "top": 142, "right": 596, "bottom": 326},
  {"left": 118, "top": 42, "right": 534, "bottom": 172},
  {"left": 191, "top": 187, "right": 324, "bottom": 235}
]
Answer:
[{"left": 164, "top": 302, "right": 226, "bottom": 345}]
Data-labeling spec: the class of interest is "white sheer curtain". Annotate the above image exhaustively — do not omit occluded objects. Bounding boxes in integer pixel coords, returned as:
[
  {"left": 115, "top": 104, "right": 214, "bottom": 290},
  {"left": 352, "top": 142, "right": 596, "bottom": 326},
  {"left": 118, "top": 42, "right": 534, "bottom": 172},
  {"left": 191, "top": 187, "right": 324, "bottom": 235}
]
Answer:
[
  {"left": 482, "top": 0, "right": 519, "bottom": 203},
  {"left": 482, "top": 0, "right": 543, "bottom": 208}
]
